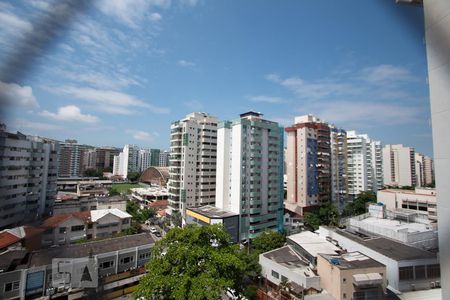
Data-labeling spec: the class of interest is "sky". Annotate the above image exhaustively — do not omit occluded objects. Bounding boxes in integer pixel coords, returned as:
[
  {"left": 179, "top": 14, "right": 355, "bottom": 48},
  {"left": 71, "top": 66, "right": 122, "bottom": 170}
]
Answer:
[{"left": 0, "top": 0, "right": 433, "bottom": 156}]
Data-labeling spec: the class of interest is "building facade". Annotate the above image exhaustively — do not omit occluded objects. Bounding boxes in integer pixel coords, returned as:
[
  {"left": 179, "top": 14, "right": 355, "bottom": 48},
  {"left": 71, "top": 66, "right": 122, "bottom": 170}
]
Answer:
[
  {"left": 347, "top": 131, "right": 383, "bottom": 197},
  {"left": 215, "top": 112, "right": 284, "bottom": 240},
  {"left": 0, "top": 130, "right": 59, "bottom": 230},
  {"left": 58, "top": 140, "right": 93, "bottom": 177},
  {"left": 415, "top": 153, "right": 434, "bottom": 187},
  {"left": 167, "top": 112, "right": 218, "bottom": 216},
  {"left": 285, "top": 115, "right": 347, "bottom": 215},
  {"left": 138, "top": 148, "right": 160, "bottom": 172},
  {"left": 112, "top": 144, "right": 139, "bottom": 179},
  {"left": 382, "top": 144, "right": 416, "bottom": 187},
  {"left": 159, "top": 150, "right": 169, "bottom": 167}
]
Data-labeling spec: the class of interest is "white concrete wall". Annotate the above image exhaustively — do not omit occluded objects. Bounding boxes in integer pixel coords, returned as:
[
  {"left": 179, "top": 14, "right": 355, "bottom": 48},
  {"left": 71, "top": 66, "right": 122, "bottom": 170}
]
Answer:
[
  {"left": 423, "top": 1, "right": 450, "bottom": 298},
  {"left": 216, "top": 127, "right": 230, "bottom": 210}
]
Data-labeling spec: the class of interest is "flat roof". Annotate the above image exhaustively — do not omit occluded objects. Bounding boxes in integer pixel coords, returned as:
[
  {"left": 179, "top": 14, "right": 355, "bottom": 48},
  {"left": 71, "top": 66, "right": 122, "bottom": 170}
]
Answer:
[
  {"left": 335, "top": 229, "right": 436, "bottom": 261},
  {"left": 287, "top": 231, "right": 341, "bottom": 257},
  {"left": 355, "top": 216, "right": 434, "bottom": 234},
  {"left": 131, "top": 187, "right": 169, "bottom": 196},
  {"left": 28, "top": 233, "right": 155, "bottom": 268},
  {"left": 319, "top": 251, "right": 385, "bottom": 270},
  {"left": 186, "top": 205, "right": 238, "bottom": 219},
  {"left": 262, "top": 246, "right": 317, "bottom": 277}
]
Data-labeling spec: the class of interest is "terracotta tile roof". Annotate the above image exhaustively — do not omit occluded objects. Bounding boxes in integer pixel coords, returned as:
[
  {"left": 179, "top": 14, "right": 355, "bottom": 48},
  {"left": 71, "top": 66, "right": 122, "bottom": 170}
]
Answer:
[
  {"left": 149, "top": 200, "right": 169, "bottom": 208},
  {"left": 0, "top": 231, "right": 21, "bottom": 249},
  {"left": 42, "top": 211, "right": 91, "bottom": 228},
  {"left": 23, "top": 225, "right": 45, "bottom": 237}
]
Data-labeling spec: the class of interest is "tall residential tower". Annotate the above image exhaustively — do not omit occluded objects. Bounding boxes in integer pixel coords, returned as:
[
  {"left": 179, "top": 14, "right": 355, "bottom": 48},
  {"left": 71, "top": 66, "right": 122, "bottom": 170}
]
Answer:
[{"left": 215, "top": 112, "right": 284, "bottom": 240}]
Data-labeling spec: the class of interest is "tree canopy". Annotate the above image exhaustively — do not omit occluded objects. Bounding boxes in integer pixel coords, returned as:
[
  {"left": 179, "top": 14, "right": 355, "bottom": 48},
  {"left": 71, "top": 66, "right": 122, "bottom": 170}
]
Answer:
[
  {"left": 303, "top": 203, "right": 340, "bottom": 230},
  {"left": 127, "top": 171, "right": 141, "bottom": 182},
  {"left": 342, "top": 191, "right": 376, "bottom": 217},
  {"left": 135, "top": 225, "right": 245, "bottom": 300},
  {"left": 251, "top": 230, "right": 286, "bottom": 254},
  {"left": 126, "top": 201, "right": 155, "bottom": 223}
]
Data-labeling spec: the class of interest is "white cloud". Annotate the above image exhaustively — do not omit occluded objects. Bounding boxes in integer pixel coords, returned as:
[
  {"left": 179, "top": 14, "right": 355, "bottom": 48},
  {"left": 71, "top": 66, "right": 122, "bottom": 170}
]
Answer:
[
  {"left": 178, "top": 59, "right": 195, "bottom": 67},
  {"left": 248, "top": 95, "right": 286, "bottom": 104},
  {"left": 310, "top": 100, "right": 421, "bottom": 126},
  {"left": 11, "top": 119, "right": 62, "bottom": 131},
  {"left": 40, "top": 105, "right": 99, "bottom": 123},
  {"left": 0, "top": 11, "right": 33, "bottom": 33},
  {"left": 59, "top": 70, "right": 139, "bottom": 90},
  {"left": 126, "top": 129, "right": 155, "bottom": 141},
  {"left": 149, "top": 12, "right": 162, "bottom": 22},
  {"left": 280, "top": 76, "right": 354, "bottom": 100},
  {"left": 0, "top": 81, "right": 39, "bottom": 108},
  {"left": 28, "top": 0, "right": 51, "bottom": 11},
  {"left": 96, "top": 0, "right": 169, "bottom": 28},
  {"left": 361, "top": 64, "right": 414, "bottom": 83},
  {"left": 44, "top": 85, "right": 170, "bottom": 114}
]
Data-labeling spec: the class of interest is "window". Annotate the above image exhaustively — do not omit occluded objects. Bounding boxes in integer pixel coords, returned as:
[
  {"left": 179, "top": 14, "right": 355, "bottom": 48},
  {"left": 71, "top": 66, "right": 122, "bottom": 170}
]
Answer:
[
  {"left": 4, "top": 281, "right": 20, "bottom": 292},
  {"left": 87, "top": 223, "right": 93, "bottom": 229},
  {"left": 59, "top": 227, "right": 66, "bottom": 234},
  {"left": 427, "top": 264, "right": 440, "bottom": 278},
  {"left": 399, "top": 266, "right": 414, "bottom": 281},
  {"left": 100, "top": 261, "right": 114, "bottom": 269},
  {"left": 343, "top": 293, "right": 346, "bottom": 299},
  {"left": 120, "top": 256, "right": 134, "bottom": 264},
  {"left": 122, "top": 219, "right": 130, "bottom": 224},
  {"left": 415, "top": 265, "right": 426, "bottom": 279},
  {"left": 71, "top": 225, "right": 85, "bottom": 232},
  {"left": 281, "top": 275, "right": 288, "bottom": 282},
  {"left": 139, "top": 252, "right": 150, "bottom": 260},
  {"left": 271, "top": 270, "right": 279, "bottom": 279},
  {"left": 343, "top": 278, "right": 346, "bottom": 283}
]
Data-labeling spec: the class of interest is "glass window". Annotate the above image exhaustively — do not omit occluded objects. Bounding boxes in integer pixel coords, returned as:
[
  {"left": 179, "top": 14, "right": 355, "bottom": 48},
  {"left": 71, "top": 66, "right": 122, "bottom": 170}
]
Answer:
[
  {"left": 415, "top": 265, "right": 426, "bottom": 279},
  {"left": 399, "top": 266, "right": 414, "bottom": 281},
  {"left": 427, "top": 264, "right": 440, "bottom": 278},
  {"left": 271, "top": 270, "right": 279, "bottom": 279}
]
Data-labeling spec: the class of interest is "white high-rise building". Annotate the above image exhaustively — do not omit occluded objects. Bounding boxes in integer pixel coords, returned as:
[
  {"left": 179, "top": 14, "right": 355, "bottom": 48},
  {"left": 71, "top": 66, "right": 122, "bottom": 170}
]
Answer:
[
  {"left": 167, "top": 112, "right": 218, "bottom": 216},
  {"left": 415, "top": 153, "right": 434, "bottom": 187},
  {"left": 346, "top": 131, "right": 383, "bottom": 197},
  {"left": 159, "top": 150, "right": 169, "bottom": 167},
  {"left": 112, "top": 144, "right": 139, "bottom": 179},
  {"left": 382, "top": 144, "right": 416, "bottom": 187},
  {"left": 216, "top": 112, "right": 284, "bottom": 240},
  {"left": 330, "top": 127, "right": 348, "bottom": 211},
  {"left": 0, "top": 129, "right": 59, "bottom": 229},
  {"left": 138, "top": 149, "right": 152, "bottom": 172}
]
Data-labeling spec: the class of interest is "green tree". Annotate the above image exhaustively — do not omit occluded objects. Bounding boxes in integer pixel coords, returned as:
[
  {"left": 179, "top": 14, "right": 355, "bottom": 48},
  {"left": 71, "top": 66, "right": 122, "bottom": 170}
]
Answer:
[
  {"left": 127, "top": 171, "right": 141, "bottom": 182},
  {"left": 135, "top": 225, "right": 245, "bottom": 300},
  {"left": 83, "top": 168, "right": 104, "bottom": 178},
  {"left": 342, "top": 191, "right": 376, "bottom": 217},
  {"left": 251, "top": 230, "right": 286, "bottom": 254},
  {"left": 303, "top": 212, "right": 321, "bottom": 231}
]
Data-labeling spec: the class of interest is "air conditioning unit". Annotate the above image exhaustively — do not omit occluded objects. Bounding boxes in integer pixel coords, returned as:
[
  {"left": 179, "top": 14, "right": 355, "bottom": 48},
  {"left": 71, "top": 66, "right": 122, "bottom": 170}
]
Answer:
[
  {"left": 57, "top": 286, "right": 65, "bottom": 293},
  {"left": 430, "top": 282, "right": 435, "bottom": 289},
  {"left": 436, "top": 281, "right": 441, "bottom": 288}
]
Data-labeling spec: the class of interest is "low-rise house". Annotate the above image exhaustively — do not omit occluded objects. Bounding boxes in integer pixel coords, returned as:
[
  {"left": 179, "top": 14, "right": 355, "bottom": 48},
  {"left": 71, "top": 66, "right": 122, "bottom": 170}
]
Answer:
[
  {"left": 259, "top": 245, "right": 321, "bottom": 298},
  {"left": 317, "top": 226, "right": 440, "bottom": 294},
  {"left": 41, "top": 209, "right": 131, "bottom": 246},
  {"left": 53, "top": 195, "right": 127, "bottom": 214},
  {"left": 317, "top": 251, "right": 387, "bottom": 300}
]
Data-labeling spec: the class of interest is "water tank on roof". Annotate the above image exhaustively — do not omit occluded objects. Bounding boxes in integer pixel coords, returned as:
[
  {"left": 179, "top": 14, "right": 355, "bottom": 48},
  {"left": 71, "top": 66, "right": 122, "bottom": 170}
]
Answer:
[{"left": 330, "top": 258, "right": 340, "bottom": 265}]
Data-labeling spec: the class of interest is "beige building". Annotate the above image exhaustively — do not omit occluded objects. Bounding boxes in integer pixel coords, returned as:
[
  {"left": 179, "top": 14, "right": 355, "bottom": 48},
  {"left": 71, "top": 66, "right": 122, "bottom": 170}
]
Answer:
[
  {"left": 317, "top": 252, "right": 387, "bottom": 300},
  {"left": 377, "top": 188, "right": 437, "bottom": 221},
  {"left": 167, "top": 112, "right": 218, "bottom": 216},
  {"left": 382, "top": 144, "right": 416, "bottom": 187},
  {"left": 41, "top": 208, "right": 131, "bottom": 246}
]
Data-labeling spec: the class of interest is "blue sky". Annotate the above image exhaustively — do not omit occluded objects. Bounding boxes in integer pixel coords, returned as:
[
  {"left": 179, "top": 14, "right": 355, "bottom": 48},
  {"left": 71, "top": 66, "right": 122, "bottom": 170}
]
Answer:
[{"left": 0, "top": 0, "right": 433, "bottom": 156}]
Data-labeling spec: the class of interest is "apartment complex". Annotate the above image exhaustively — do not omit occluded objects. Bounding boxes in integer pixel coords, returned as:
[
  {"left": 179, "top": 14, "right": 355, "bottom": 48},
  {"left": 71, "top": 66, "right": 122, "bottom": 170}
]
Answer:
[
  {"left": 58, "top": 139, "right": 93, "bottom": 177},
  {"left": 0, "top": 130, "right": 59, "bottom": 230},
  {"left": 167, "top": 112, "right": 218, "bottom": 216},
  {"left": 415, "top": 153, "right": 434, "bottom": 187},
  {"left": 285, "top": 115, "right": 347, "bottom": 215},
  {"left": 215, "top": 112, "right": 284, "bottom": 240},
  {"left": 112, "top": 144, "right": 139, "bottom": 179},
  {"left": 330, "top": 126, "right": 348, "bottom": 211},
  {"left": 347, "top": 131, "right": 383, "bottom": 197},
  {"left": 383, "top": 144, "right": 416, "bottom": 187},
  {"left": 138, "top": 148, "right": 160, "bottom": 172},
  {"left": 159, "top": 150, "right": 170, "bottom": 167}
]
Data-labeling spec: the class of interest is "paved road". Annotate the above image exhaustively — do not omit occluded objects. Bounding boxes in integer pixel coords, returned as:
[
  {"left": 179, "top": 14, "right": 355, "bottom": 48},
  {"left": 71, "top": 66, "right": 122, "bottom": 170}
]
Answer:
[{"left": 140, "top": 223, "right": 165, "bottom": 240}]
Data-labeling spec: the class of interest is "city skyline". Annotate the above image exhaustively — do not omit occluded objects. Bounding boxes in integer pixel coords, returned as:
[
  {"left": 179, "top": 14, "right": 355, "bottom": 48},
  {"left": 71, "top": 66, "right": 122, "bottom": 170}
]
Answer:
[{"left": 0, "top": 1, "right": 432, "bottom": 156}]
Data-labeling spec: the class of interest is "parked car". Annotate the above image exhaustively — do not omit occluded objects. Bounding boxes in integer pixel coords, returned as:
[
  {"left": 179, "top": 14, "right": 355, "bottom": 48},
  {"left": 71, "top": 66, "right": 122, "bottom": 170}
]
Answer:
[
  {"left": 150, "top": 227, "right": 157, "bottom": 234},
  {"left": 154, "top": 231, "right": 161, "bottom": 237}
]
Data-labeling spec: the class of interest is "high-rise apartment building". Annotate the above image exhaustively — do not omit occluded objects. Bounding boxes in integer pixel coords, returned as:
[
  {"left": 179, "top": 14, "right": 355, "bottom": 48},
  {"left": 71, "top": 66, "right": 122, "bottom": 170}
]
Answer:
[
  {"left": 95, "top": 147, "right": 120, "bottom": 170},
  {"left": 415, "top": 153, "right": 434, "bottom": 187},
  {"left": 167, "top": 112, "right": 218, "bottom": 216},
  {"left": 0, "top": 129, "right": 59, "bottom": 229},
  {"left": 159, "top": 150, "right": 169, "bottom": 167},
  {"left": 330, "top": 127, "right": 348, "bottom": 211},
  {"left": 346, "top": 131, "right": 383, "bottom": 197},
  {"left": 215, "top": 112, "right": 284, "bottom": 240},
  {"left": 58, "top": 140, "right": 93, "bottom": 177},
  {"left": 382, "top": 144, "right": 416, "bottom": 187},
  {"left": 138, "top": 148, "right": 160, "bottom": 172},
  {"left": 112, "top": 144, "right": 139, "bottom": 179},
  {"left": 285, "top": 115, "right": 347, "bottom": 215}
]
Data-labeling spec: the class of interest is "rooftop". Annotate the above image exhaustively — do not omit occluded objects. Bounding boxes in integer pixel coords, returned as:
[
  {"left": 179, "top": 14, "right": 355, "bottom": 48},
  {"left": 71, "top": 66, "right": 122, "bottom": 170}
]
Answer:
[
  {"left": 319, "top": 251, "right": 385, "bottom": 270},
  {"left": 131, "top": 186, "right": 169, "bottom": 196},
  {"left": 186, "top": 205, "right": 238, "bottom": 219},
  {"left": 354, "top": 216, "right": 434, "bottom": 234},
  {"left": 28, "top": 233, "right": 155, "bottom": 268},
  {"left": 335, "top": 229, "right": 436, "bottom": 261},
  {"left": 90, "top": 208, "right": 132, "bottom": 222},
  {"left": 262, "top": 245, "right": 317, "bottom": 277},
  {"left": 287, "top": 231, "right": 341, "bottom": 257},
  {"left": 0, "top": 231, "right": 21, "bottom": 249}
]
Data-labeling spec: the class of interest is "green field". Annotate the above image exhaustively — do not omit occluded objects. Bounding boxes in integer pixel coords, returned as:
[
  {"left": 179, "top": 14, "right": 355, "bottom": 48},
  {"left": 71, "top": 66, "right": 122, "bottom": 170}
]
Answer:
[{"left": 110, "top": 183, "right": 143, "bottom": 194}]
